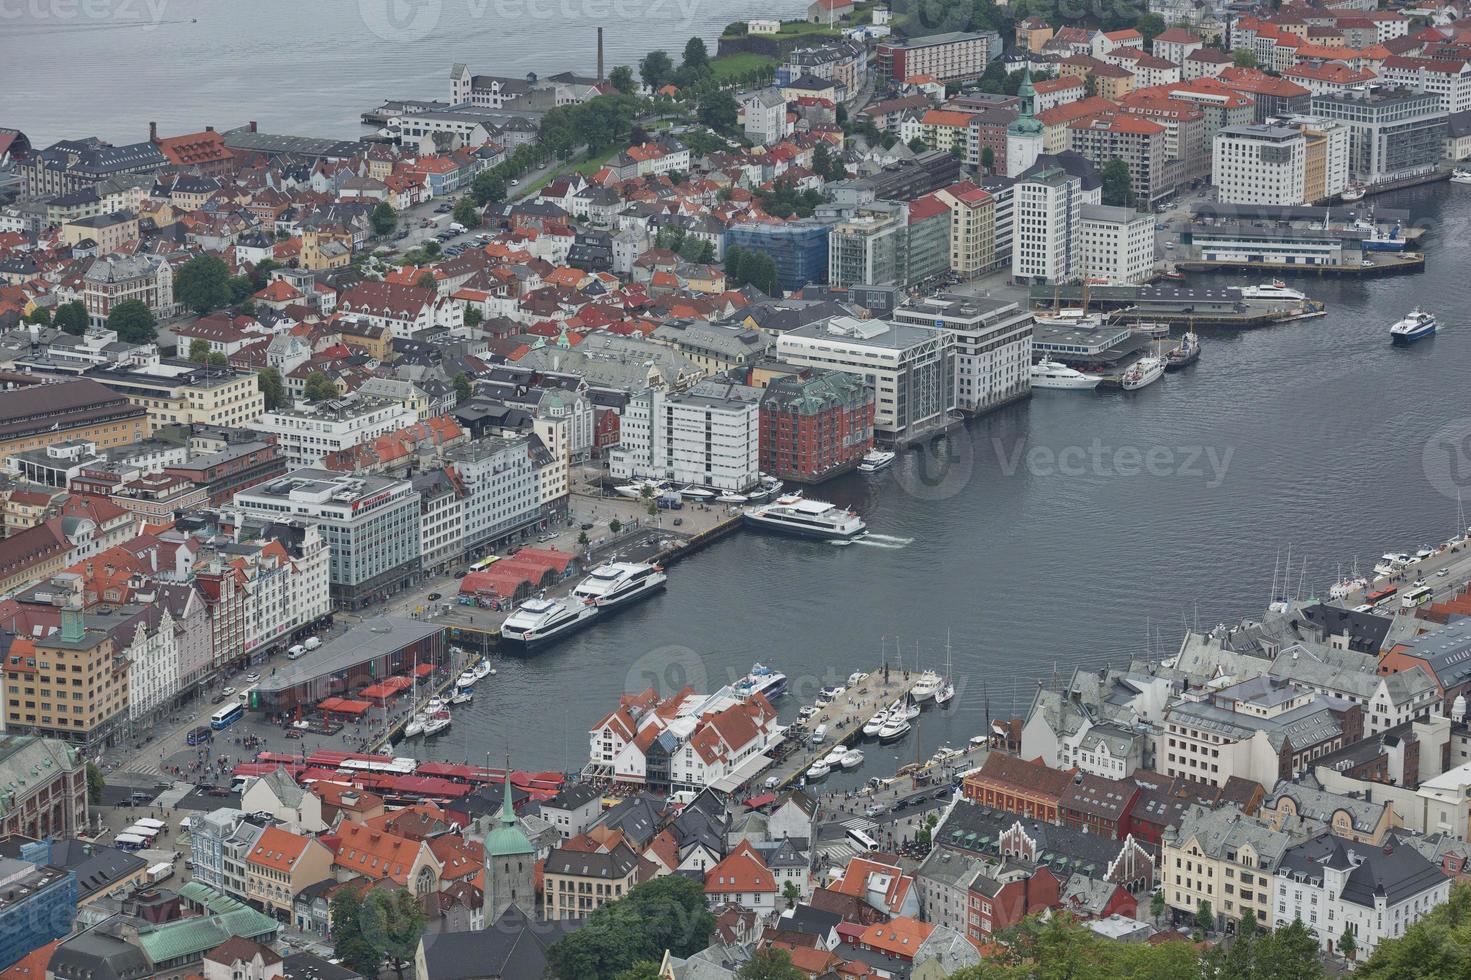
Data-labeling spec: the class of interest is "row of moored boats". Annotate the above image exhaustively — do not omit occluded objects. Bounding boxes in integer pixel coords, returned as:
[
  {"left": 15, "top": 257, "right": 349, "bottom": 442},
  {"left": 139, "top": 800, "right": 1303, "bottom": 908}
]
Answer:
[{"left": 402, "top": 656, "right": 496, "bottom": 739}]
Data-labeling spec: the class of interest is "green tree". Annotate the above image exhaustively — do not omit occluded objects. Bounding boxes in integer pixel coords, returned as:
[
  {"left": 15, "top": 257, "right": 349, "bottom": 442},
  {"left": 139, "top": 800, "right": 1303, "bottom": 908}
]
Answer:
[
  {"left": 23, "top": 306, "right": 50, "bottom": 326},
  {"left": 641, "top": 49, "right": 675, "bottom": 91},
  {"left": 85, "top": 762, "right": 105, "bottom": 803},
  {"left": 453, "top": 372, "right": 472, "bottom": 404},
  {"left": 682, "top": 36, "right": 710, "bottom": 76},
  {"left": 464, "top": 306, "right": 483, "bottom": 327},
  {"left": 359, "top": 888, "right": 425, "bottom": 980},
  {"left": 227, "top": 275, "right": 254, "bottom": 304},
  {"left": 416, "top": 271, "right": 439, "bottom": 291},
  {"left": 724, "top": 244, "right": 745, "bottom": 280},
  {"left": 1136, "top": 13, "right": 1166, "bottom": 47},
  {"left": 1149, "top": 889, "right": 1166, "bottom": 924},
  {"left": 257, "top": 367, "right": 285, "bottom": 411},
  {"left": 1101, "top": 158, "right": 1136, "bottom": 207},
  {"left": 1237, "top": 909, "right": 1259, "bottom": 938},
  {"left": 329, "top": 890, "right": 380, "bottom": 977},
  {"left": 371, "top": 201, "right": 398, "bottom": 236},
  {"left": 206, "top": 352, "right": 228, "bottom": 367},
  {"left": 697, "top": 91, "right": 740, "bottom": 135},
  {"left": 736, "top": 947, "right": 805, "bottom": 980},
  {"left": 813, "top": 141, "right": 833, "bottom": 180},
  {"left": 248, "top": 257, "right": 280, "bottom": 290},
  {"left": 1338, "top": 926, "right": 1357, "bottom": 961},
  {"left": 916, "top": 812, "right": 938, "bottom": 848},
  {"left": 577, "top": 530, "right": 590, "bottom": 549},
  {"left": 1234, "top": 48, "right": 1259, "bottom": 68},
  {"left": 107, "top": 299, "right": 157, "bottom": 344},
  {"left": 609, "top": 518, "right": 622, "bottom": 534},
  {"left": 981, "top": 146, "right": 996, "bottom": 173},
  {"left": 610, "top": 64, "right": 636, "bottom": 94},
  {"left": 453, "top": 197, "right": 481, "bottom": 229},
  {"left": 303, "top": 372, "right": 337, "bottom": 403},
  {"left": 53, "top": 301, "right": 89, "bottom": 336},
  {"left": 613, "top": 963, "right": 662, "bottom": 980},
  {"left": 781, "top": 880, "right": 800, "bottom": 910},
  {"left": 908, "top": 135, "right": 929, "bottom": 152},
  {"left": 189, "top": 338, "right": 210, "bottom": 363},
  {"left": 174, "top": 254, "right": 233, "bottom": 314},
  {"left": 744, "top": 251, "right": 779, "bottom": 296},
  {"left": 1195, "top": 899, "right": 1214, "bottom": 934},
  {"left": 471, "top": 170, "right": 507, "bottom": 205}
]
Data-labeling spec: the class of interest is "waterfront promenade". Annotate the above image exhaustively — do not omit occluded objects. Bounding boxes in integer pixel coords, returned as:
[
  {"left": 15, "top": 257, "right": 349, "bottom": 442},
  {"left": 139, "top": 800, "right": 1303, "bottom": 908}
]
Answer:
[{"left": 768, "top": 670, "right": 922, "bottom": 791}]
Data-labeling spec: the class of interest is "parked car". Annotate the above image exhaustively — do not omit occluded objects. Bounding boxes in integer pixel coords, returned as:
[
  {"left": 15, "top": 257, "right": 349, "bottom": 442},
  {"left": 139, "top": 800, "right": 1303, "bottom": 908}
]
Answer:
[
  {"left": 304, "top": 636, "right": 321, "bottom": 651},
  {"left": 427, "top": 593, "right": 442, "bottom": 601}
]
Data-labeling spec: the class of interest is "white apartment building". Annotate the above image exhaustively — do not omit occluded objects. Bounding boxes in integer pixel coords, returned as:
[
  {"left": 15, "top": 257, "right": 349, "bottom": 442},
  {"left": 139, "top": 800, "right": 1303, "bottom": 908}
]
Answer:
[
  {"left": 1272, "top": 834, "right": 1450, "bottom": 959},
  {"left": 610, "top": 380, "right": 761, "bottom": 492},
  {"left": 1080, "top": 205, "right": 1155, "bottom": 284},
  {"left": 1378, "top": 56, "right": 1471, "bottom": 115},
  {"left": 443, "top": 436, "right": 541, "bottom": 555},
  {"left": 413, "top": 470, "right": 466, "bottom": 576},
  {"left": 336, "top": 281, "right": 463, "bottom": 340},
  {"left": 892, "top": 295, "right": 1032, "bottom": 415},
  {"left": 1012, "top": 165, "right": 1082, "bottom": 285},
  {"left": 1213, "top": 124, "right": 1307, "bottom": 205},
  {"left": 254, "top": 399, "right": 420, "bottom": 469},
  {"left": 124, "top": 608, "right": 181, "bottom": 727},
  {"left": 777, "top": 316, "right": 957, "bottom": 446}
]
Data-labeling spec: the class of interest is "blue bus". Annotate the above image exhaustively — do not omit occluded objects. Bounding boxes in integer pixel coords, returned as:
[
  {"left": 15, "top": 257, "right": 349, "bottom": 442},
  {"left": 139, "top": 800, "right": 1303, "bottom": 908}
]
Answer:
[{"left": 210, "top": 703, "right": 244, "bottom": 731}]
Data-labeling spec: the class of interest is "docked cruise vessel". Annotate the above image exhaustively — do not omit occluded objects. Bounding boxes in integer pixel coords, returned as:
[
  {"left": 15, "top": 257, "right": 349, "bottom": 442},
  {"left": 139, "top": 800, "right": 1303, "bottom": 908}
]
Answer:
[
  {"left": 734, "top": 663, "right": 788, "bottom": 701},
  {"left": 1030, "top": 360, "right": 1102, "bottom": 390},
  {"left": 1238, "top": 280, "right": 1306, "bottom": 303},
  {"left": 1390, "top": 309, "right": 1437, "bottom": 345},
  {"left": 744, "top": 495, "right": 867, "bottom": 541},
  {"left": 499, "top": 596, "right": 599, "bottom": 651},
  {"left": 1120, "top": 356, "right": 1164, "bottom": 391},
  {"left": 572, "top": 562, "right": 667, "bottom": 610},
  {"left": 858, "top": 450, "right": 896, "bottom": 473}
]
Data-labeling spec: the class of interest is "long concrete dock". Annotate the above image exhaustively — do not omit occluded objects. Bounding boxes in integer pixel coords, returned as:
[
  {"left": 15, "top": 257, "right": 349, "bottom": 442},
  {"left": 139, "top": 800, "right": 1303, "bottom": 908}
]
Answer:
[{"left": 769, "top": 669, "right": 923, "bottom": 791}]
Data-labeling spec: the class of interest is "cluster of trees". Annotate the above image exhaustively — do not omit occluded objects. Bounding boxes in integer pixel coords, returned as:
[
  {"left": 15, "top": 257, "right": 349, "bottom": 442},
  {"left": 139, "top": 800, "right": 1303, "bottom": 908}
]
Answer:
[
  {"left": 697, "top": 91, "right": 741, "bottom": 137},
  {"left": 174, "top": 254, "right": 254, "bottom": 315},
  {"left": 654, "top": 226, "right": 716, "bottom": 264},
  {"left": 812, "top": 141, "right": 848, "bottom": 182},
  {"left": 187, "top": 338, "right": 229, "bottom": 367},
  {"left": 641, "top": 37, "right": 713, "bottom": 93},
  {"left": 723, "top": 245, "right": 779, "bottom": 296},
  {"left": 546, "top": 876, "right": 715, "bottom": 980},
  {"left": 23, "top": 300, "right": 89, "bottom": 335},
  {"left": 1357, "top": 881, "right": 1471, "bottom": 977},
  {"left": 1101, "top": 158, "right": 1136, "bottom": 208},
  {"left": 371, "top": 201, "right": 397, "bottom": 236},
  {"left": 539, "top": 91, "right": 644, "bottom": 164},
  {"left": 754, "top": 179, "right": 825, "bottom": 219},
  {"left": 329, "top": 888, "right": 425, "bottom": 980},
  {"left": 303, "top": 372, "right": 338, "bottom": 403},
  {"left": 106, "top": 300, "right": 157, "bottom": 344},
  {"left": 257, "top": 367, "right": 286, "bottom": 410}
]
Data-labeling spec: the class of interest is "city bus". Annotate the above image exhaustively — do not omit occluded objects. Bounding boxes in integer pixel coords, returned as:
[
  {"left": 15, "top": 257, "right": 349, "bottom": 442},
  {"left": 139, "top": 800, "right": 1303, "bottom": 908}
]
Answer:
[
  {"left": 1402, "top": 586, "right": 1434, "bottom": 609},
  {"left": 1365, "top": 587, "right": 1398, "bottom": 608},
  {"left": 846, "top": 828, "right": 879, "bottom": 853},
  {"left": 468, "top": 556, "right": 501, "bottom": 573},
  {"left": 210, "top": 702, "right": 244, "bottom": 730}
]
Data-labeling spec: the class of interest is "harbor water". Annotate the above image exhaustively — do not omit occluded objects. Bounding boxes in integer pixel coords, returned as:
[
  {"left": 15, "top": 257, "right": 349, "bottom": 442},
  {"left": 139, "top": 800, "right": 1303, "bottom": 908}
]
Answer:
[
  {"left": 430, "top": 182, "right": 1471, "bottom": 788},
  {"left": 0, "top": 0, "right": 805, "bottom": 146}
]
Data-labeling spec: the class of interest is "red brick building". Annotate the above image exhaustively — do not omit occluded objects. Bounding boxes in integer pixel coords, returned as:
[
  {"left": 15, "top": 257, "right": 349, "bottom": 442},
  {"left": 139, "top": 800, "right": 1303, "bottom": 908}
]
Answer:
[
  {"left": 968, "top": 863, "right": 1060, "bottom": 941},
  {"left": 758, "top": 369, "right": 874, "bottom": 483},
  {"left": 1058, "top": 772, "right": 1140, "bottom": 839},
  {"left": 963, "top": 754, "right": 1073, "bottom": 822}
]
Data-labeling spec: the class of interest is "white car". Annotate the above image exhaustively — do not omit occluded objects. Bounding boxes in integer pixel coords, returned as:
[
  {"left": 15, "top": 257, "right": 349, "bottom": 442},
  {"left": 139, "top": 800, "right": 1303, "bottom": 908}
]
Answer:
[
  {"left": 244, "top": 672, "right": 260, "bottom": 683},
  {"left": 222, "top": 687, "right": 236, "bottom": 697}
]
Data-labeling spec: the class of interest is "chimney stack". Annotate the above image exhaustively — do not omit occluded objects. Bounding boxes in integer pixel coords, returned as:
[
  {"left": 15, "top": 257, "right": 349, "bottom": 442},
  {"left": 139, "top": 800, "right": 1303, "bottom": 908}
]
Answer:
[
  {"left": 249, "top": 120, "right": 258, "bottom": 133},
  {"left": 149, "top": 121, "right": 158, "bottom": 143},
  {"left": 597, "top": 27, "right": 604, "bottom": 83}
]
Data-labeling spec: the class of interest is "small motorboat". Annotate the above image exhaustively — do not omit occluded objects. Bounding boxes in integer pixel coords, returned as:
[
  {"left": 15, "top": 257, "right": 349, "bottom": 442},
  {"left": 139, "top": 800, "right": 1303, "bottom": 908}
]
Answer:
[
  {"left": 806, "top": 760, "right": 832, "bottom": 780},
  {"left": 456, "top": 670, "right": 478, "bottom": 688},
  {"left": 798, "top": 705, "right": 819, "bottom": 720},
  {"left": 911, "top": 671, "right": 942, "bottom": 702},
  {"left": 404, "top": 712, "right": 427, "bottom": 738},
  {"left": 847, "top": 670, "right": 869, "bottom": 686},
  {"left": 473, "top": 659, "right": 493, "bottom": 680},
  {"left": 450, "top": 689, "right": 473, "bottom": 706},
  {"left": 822, "top": 748, "right": 848, "bottom": 768},
  {"left": 716, "top": 492, "right": 749, "bottom": 504},
  {"left": 878, "top": 717, "right": 912, "bottom": 743},
  {"left": 840, "top": 748, "right": 865, "bottom": 769},
  {"left": 862, "top": 709, "right": 890, "bottom": 737},
  {"left": 422, "top": 711, "right": 452, "bottom": 737},
  {"left": 857, "top": 450, "right": 896, "bottom": 473},
  {"left": 681, "top": 485, "right": 716, "bottom": 500}
]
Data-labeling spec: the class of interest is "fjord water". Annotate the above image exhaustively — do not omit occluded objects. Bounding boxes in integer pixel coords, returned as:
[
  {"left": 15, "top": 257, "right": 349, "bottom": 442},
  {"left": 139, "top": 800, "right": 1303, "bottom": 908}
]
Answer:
[
  {"left": 441, "top": 182, "right": 1471, "bottom": 780},
  {"left": 0, "top": 0, "right": 803, "bottom": 146}
]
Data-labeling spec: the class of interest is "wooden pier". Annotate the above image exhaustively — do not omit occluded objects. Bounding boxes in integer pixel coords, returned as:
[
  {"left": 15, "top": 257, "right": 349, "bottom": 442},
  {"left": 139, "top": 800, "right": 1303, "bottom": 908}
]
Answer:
[{"left": 767, "top": 669, "right": 922, "bottom": 791}]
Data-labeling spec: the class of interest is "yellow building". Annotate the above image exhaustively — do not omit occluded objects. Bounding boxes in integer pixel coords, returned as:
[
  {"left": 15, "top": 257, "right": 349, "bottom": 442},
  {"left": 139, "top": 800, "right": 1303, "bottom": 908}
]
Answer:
[
  {"left": 245, "top": 826, "right": 335, "bottom": 917},
  {"left": 300, "top": 230, "right": 352, "bottom": 271},
  {"left": 2, "top": 606, "right": 127, "bottom": 747},
  {"left": 1015, "top": 18, "right": 1054, "bottom": 53},
  {"left": 542, "top": 841, "right": 639, "bottom": 920},
  {"left": 60, "top": 211, "right": 139, "bottom": 252},
  {"left": 93, "top": 363, "right": 265, "bottom": 429},
  {"left": 0, "top": 521, "right": 70, "bottom": 597},
  {"left": 338, "top": 323, "right": 392, "bottom": 361},
  {"left": 1163, "top": 805, "right": 1288, "bottom": 932},
  {"left": 933, "top": 183, "right": 997, "bottom": 276}
]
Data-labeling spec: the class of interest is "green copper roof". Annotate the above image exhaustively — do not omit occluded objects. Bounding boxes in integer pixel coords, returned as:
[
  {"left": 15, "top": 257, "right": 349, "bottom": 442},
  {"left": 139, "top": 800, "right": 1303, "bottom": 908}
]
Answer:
[
  {"left": 1008, "top": 66, "right": 1044, "bottom": 137},
  {"left": 486, "top": 760, "right": 534, "bottom": 857},
  {"left": 135, "top": 905, "right": 278, "bottom": 963}
]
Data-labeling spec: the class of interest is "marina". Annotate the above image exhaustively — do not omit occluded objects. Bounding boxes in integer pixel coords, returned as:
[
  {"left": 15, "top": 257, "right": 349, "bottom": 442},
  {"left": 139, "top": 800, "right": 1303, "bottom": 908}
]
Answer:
[{"left": 764, "top": 668, "right": 924, "bottom": 792}]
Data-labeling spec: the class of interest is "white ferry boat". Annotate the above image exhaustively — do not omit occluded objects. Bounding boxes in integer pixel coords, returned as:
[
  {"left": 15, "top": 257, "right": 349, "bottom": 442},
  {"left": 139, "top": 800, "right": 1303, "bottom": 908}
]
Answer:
[
  {"left": 572, "top": 562, "right": 667, "bottom": 610},
  {"left": 1030, "top": 360, "right": 1102, "bottom": 390},
  {"left": 1238, "top": 280, "right": 1306, "bottom": 303},
  {"left": 858, "top": 450, "right": 896, "bottom": 473},
  {"left": 1452, "top": 169, "right": 1471, "bottom": 185},
  {"left": 499, "top": 596, "right": 599, "bottom": 651},
  {"left": 735, "top": 663, "right": 788, "bottom": 701},
  {"left": 1390, "top": 308, "right": 1437, "bottom": 345},
  {"left": 744, "top": 495, "right": 867, "bottom": 542},
  {"left": 1120, "top": 356, "right": 1164, "bottom": 391}
]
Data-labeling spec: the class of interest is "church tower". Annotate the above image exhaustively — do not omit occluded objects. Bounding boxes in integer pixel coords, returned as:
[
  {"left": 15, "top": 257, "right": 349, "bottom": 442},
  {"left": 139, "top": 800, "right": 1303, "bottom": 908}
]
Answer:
[
  {"left": 483, "top": 758, "right": 536, "bottom": 921},
  {"left": 1006, "top": 67, "right": 1045, "bottom": 178}
]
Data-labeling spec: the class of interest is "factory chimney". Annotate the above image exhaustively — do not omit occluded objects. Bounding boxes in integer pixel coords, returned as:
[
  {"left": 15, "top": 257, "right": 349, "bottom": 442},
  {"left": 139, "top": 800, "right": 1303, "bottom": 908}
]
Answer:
[{"left": 597, "top": 27, "right": 604, "bottom": 83}]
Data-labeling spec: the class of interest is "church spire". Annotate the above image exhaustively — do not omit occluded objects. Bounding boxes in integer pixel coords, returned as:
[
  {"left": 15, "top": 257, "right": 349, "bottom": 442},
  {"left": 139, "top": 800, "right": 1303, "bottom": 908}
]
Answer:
[{"left": 500, "top": 753, "right": 517, "bottom": 827}]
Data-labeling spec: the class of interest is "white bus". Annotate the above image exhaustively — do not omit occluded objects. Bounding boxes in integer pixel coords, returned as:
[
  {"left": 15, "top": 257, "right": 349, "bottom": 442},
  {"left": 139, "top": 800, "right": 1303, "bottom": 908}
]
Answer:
[
  {"left": 846, "top": 828, "right": 879, "bottom": 853},
  {"left": 211, "top": 703, "right": 244, "bottom": 730},
  {"left": 1402, "top": 586, "right": 1434, "bottom": 609}
]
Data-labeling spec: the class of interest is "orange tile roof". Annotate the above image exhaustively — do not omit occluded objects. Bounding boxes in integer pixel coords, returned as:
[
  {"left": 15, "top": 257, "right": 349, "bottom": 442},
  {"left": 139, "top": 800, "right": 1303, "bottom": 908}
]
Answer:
[
  {"left": 333, "top": 823, "right": 427, "bottom": 885},
  {"left": 249, "top": 826, "right": 312, "bottom": 873},
  {"left": 704, "top": 841, "right": 776, "bottom": 895},
  {"left": 859, "top": 916, "right": 935, "bottom": 959},
  {"left": 921, "top": 109, "right": 974, "bottom": 128}
]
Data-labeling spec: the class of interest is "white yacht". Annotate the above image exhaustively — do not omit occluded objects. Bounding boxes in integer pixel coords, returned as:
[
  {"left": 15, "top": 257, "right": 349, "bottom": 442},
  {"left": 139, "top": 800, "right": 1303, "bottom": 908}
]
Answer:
[
  {"left": 716, "top": 492, "right": 749, "bottom": 504},
  {"left": 456, "top": 669, "right": 478, "bottom": 688},
  {"left": 1453, "top": 169, "right": 1471, "bottom": 185},
  {"left": 822, "top": 748, "right": 848, "bottom": 768},
  {"left": 862, "top": 708, "right": 890, "bottom": 737},
  {"left": 1238, "top": 280, "right": 1306, "bottom": 303},
  {"left": 1120, "top": 356, "right": 1164, "bottom": 391},
  {"left": 878, "top": 717, "right": 912, "bottom": 743},
  {"left": 858, "top": 450, "right": 896, "bottom": 473},
  {"left": 612, "top": 479, "right": 668, "bottom": 499},
  {"left": 911, "top": 670, "right": 943, "bottom": 702},
  {"left": 572, "top": 562, "right": 667, "bottom": 610},
  {"left": 744, "top": 495, "right": 867, "bottom": 542},
  {"left": 1030, "top": 360, "right": 1102, "bottom": 390},
  {"left": 422, "top": 711, "right": 452, "bottom": 737},
  {"left": 806, "top": 760, "right": 832, "bottom": 780},
  {"left": 404, "top": 712, "right": 427, "bottom": 738},
  {"left": 681, "top": 485, "right": 716, "bottom": 501},
  {"left": 450, "top": 689, "right": 473, "bottom": 706},
  {"left": 1391, "top": 308, "right": 1437, "bottom": 345},
  {"left": 840, "top": 748, "right": 865, "bottom": 769},
  {"left": 499, "top": 596, "right": 599, "bottom": 651}
]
